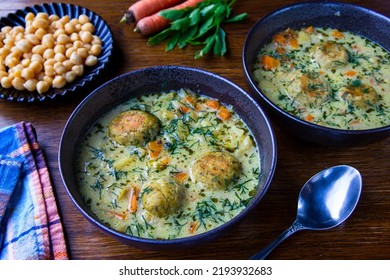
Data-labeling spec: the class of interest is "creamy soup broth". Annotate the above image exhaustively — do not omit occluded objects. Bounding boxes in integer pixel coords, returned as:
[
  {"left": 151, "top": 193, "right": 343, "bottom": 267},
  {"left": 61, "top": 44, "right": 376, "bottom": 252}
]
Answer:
[
  {"left": 253, "top": 27, "right": 390, "bottom": 129},
  {"left": 77, "top": 89, "right": 261, "bottom": 239}
]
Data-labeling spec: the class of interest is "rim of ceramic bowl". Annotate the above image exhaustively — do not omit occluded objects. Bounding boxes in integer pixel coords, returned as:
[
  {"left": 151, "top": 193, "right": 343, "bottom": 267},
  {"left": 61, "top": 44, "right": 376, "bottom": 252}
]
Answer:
[
  {"left": 242, "top": 1, "right": 390, "bottom": 137},
  {"left": 59, "top": 65, "right": 277, "bottom": 247}
]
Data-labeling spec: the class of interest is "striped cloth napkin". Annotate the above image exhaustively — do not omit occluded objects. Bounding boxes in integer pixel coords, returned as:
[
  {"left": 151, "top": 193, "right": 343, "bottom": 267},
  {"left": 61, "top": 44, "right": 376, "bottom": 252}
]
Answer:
[{"left": 0, "top": 121, "right": 68, "bottom": 260}]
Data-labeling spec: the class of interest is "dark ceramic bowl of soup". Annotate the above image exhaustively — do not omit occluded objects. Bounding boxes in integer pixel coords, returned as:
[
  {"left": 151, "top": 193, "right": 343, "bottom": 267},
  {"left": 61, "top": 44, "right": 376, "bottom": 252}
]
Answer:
[
  {"left": 59, "top": 66, "right": 277, "bottom": 250},
  {"left": 242, "top": 1, "right": 390, "bottom": 146}
]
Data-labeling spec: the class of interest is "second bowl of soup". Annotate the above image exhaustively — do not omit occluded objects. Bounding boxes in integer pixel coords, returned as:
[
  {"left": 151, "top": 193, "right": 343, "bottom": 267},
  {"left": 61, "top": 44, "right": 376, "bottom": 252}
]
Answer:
[{"left": 243, "top": 1, "right": 390, "bottom": 146}]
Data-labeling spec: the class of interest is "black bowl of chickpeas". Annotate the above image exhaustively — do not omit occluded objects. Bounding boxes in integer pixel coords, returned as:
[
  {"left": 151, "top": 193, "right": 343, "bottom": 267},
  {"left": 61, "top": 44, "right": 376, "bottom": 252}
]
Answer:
[{"left": 0, "top": 2, "right": 113, "bottom": 102}]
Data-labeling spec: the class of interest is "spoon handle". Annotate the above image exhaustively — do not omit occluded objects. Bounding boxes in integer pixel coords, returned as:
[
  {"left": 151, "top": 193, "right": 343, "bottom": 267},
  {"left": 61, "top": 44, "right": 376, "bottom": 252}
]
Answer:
[{"left": 250, "top": 220, "right": 304, "bottom": 260}]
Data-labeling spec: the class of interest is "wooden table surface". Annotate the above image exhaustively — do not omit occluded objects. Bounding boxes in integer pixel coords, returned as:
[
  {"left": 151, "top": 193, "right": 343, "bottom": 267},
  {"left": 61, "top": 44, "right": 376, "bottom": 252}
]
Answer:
[{"left": 0, "top": 0, "right": 389, "bottom": 260}]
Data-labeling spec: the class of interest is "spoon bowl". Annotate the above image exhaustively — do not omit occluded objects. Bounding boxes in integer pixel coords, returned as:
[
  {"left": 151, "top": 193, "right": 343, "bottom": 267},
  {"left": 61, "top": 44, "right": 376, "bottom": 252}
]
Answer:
[{"left": 251, "top": 165, "right": 362, "bottom": 259}]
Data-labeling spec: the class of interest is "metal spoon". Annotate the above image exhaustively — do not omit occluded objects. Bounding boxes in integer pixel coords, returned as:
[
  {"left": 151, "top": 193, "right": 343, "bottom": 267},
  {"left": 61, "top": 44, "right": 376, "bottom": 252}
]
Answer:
[{"left": 250, "top": 165, "right": 362, "bottom": 260}]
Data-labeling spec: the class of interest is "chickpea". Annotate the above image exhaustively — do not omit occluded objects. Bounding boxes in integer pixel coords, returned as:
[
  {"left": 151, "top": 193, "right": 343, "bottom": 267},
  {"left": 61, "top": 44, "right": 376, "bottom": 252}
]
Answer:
[
  {"left": 72, "top": 64, "right": 84, "bottom": 76},
  {"left": 1, "top": 26, "right": 11, "bottom": 34},
  {"left": 12, "top": 69, "right": 22, "bottom": 78},
  {"left": 15, "top": 39, "right": 32, "bottom": 52},
  {"left": 0, "top": 47, "right": 11, "bottom": 58},
  {"left": 32, "top": 18, "right": 49, "bottom": 29},
  {"left": 54, "top": 44, "right": 66, "bottom": 54},
  {"left": 43, "top": 75, "right": 53, "bottom": 85},
  {"left": 53, "top": 62, "right": 67, "bottom": 75},
  {"left": 74, "top": 23, "right": 82, "bottom": 33},
  {"left": 32, "top": 44, "right": 46, "bottom": 56},
  {"left": 64, "top": 22, "right": 75, "bottom": 35},
  {"left": 44, "top": 58, "right": 56, "bottom": 67},
  {"left": 36, "top": 12, "right": 49, "bottom": 20},
  {"left": 25, "top": 25, "right": 37, "bottom": 35},
  {"left": 69, "top": 52, "right": 82, "bottom": 65},
  {"left": 70, "top": 33, "right": 80, "bottom": 42},
  {"left": 21, "top": 58, "right": 31, "bottom": 67},
  {"left": 25, "top": 34, "right": 40, "bottom": 45},
  {"left": 62, "top": 59, "right": 74, "bottom": 71},
  {"left": 3, "top": 38, "right": 15, "bottom": 49},
  {"left": 10, "top": 26, "right": 24, "bottom": 38},
  {"left": 53, "top": 29, "right": 66, "bottom": 39},
  {"left": 1, "top": 76, "right": 13, "bottom": 88},
  {"left": 90, "top": 44, "right": 102, "bottom": 56},
  {"left": 73, "top": 40, "right": 83, "bottom": 49},
  {"left": 77, "top": 47, "right": 88, "bottom": 59},
  {"left": 31, "top": 54, "right": 44, "bottom": 64},
  {"left": 21, "top": 67, "right": 35, "bottom": 80},
  {"left": 29, "top": 60, "right": 43, "bottom": 74},
  {"left": 10, "top": 47, "right": 23, "bottom": 58},
  {"left": 91, "top": 35, "right": 102, "bottom": 45},
  {"left": 23, "top": 52, "right": 33, "bottom": 60},
  {"left": 78, "top": 15, "right": 90, "bottom": 24},
  {"left": 4, "top": 56, "right": 19, "bottom": 68},
  {"left": 35, "top": 28, "right": 47, "bottom": 40},
  {"left": 45, "top": 65, "right": 56, "bottom": 76},
  {"left": 69, "top": 18, "right": 79, "bottom": 26},
  {"left": 25, "top": 13, "right": 35, "bottom": 21},
  {"left": 51, "top": 20, "right": 63, "bottom": 30},
  {"left": 57, "top": 33, "right": 70, "bottom": 45},
  {"left": 36, "top": 80, "right": 50, "bottom": 94},
  {"left": 64, "top": 71, "right": 77, "bottom": 83},
  {"left": 12, "top": 77, "right": 25, "bottom": 91},
  {"left": 80, "top": 31, "right": 92, "bottom": 43},
  {"left": 81, "top": 23, "right": 95, "bottom": 33},
  {"left": 23, "top": 79, "right": 38, "bottom": 92},
  {"left": 48, "top": 14, "right": 60, "bottom": 22},
  {"left": 43, "top": 48, "right": 55, "bottom": 60},
  {"left": 42, "top": 34, "right": 55, "bottom": 48},
  {"left": 54, "top": 53, "right": 66, "bottom": 62},
  {"left": 65, "top": 47, "right": 76, "bottom": 58},
  {"left": 15, "top": 33, "right": 24, "bottom": 42},
  {"left": 52, "top": 75, "right": 66, "bottom": 88},
  {"left": 0, "top": 71, "right": 8, "bottom": 79},
  {"left": 60, "top": 15, "right": 71, "bottom": 24}
]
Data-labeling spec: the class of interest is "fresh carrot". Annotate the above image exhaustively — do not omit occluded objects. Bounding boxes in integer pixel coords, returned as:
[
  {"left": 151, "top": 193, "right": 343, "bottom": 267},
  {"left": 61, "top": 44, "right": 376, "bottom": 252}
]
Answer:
[
  {"left": 121, "top": 0, "right": 184, "bottom": 23},
  {"left": 217, "top": 106, "right": 231, "bottom": 121},
  {"left": 205, "top": 99, "right": 220, "bottom": 110},
  {"left": 261, "top": 55, "right": 280, "bottom": 71},
  {"left": 128, "top": 185, "right": 139, "bottom": 213},
  {"left": 147, "top": 140, "right": 163, "bottom": 159},
  {"left": 174, "top": 172, "right": 188, "bottom": 183},
  {"left": 135, "top": 0, "right": 204, "bottom": 36}
]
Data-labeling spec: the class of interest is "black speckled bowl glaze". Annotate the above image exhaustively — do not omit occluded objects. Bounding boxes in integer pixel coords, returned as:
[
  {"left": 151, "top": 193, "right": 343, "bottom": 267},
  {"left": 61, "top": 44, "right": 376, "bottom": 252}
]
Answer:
[
  {"left": 59, "top": 66, "right": 277, "bottom": 250},
  {"left": 243, "top": 1, "right": 390, "bottom": 146}
]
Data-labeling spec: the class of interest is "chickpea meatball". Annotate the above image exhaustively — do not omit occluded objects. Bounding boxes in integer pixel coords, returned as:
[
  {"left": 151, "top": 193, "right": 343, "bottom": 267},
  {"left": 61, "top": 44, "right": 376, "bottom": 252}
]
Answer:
[
  {"left": 190, "top": 151, "right": 241, "bottom": 190},
  {"left": 141, "top": 178, "right": 184, "bottom": 218},
  {"left": 310, "top": 41, "right": 349, "bottom": 69},
  {"left": 108, "top": 110, "right": 161, "bottom": 146},
  {"left": 339, "top": 83, "right": 379, "bottom": 110},
  {"left": 285, "top": 70, "right": 331, "bottom": 106}
]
